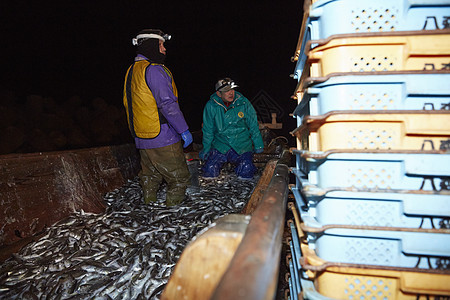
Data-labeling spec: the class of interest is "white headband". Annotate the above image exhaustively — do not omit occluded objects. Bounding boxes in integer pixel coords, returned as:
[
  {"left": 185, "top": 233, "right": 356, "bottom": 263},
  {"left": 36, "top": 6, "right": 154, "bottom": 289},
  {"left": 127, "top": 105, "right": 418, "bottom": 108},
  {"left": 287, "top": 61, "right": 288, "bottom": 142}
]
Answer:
[{"left": 132, "top": 33, "right": 164, "bottom": 45}]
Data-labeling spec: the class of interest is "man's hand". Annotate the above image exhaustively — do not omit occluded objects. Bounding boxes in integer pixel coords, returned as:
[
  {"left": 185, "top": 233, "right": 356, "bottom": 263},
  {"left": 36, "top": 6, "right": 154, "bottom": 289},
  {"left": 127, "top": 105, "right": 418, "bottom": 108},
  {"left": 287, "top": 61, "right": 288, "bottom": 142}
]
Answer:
[{"left": 181, "top": 130, "right": 193, "bottom": 148}]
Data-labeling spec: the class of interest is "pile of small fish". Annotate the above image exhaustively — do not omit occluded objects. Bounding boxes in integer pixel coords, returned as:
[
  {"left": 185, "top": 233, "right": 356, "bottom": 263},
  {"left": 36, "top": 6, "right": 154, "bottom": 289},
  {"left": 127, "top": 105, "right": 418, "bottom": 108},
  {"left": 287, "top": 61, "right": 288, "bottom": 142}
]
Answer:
[{"left": 0, "top": 165, "right": 260, "bottom": 299}]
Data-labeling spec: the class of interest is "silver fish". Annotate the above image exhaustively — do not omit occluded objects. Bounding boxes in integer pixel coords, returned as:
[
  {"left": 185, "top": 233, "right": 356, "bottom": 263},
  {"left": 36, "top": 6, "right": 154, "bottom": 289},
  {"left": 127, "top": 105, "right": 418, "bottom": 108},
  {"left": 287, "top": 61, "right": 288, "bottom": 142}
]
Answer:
[{"left": 0, "top": 166, "right": 261, "bottom": 299}]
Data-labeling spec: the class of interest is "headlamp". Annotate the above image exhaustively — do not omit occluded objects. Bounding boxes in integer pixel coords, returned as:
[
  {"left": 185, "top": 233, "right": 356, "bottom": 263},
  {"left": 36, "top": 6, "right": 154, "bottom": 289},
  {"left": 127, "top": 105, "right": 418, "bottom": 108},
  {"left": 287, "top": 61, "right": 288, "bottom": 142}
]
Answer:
[
  {"left": 216, "top": 79, "right": 238, "bottom": 92},
  {"left": 132, "top": 33, "right": 172, "bottom": 46}
]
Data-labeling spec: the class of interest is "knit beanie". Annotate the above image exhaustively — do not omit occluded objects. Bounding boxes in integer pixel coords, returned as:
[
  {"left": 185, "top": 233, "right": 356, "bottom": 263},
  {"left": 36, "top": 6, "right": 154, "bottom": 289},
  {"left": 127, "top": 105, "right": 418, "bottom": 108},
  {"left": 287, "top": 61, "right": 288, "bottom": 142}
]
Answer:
[{"left": 137, "top": 38, "right": 166, "bottom": 64}]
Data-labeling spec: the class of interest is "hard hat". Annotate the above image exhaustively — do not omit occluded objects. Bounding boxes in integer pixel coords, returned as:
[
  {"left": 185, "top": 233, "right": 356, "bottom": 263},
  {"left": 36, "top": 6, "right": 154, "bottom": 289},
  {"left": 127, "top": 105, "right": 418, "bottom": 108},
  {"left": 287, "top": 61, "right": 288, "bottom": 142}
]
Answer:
[
  {"left": 215, "top": 78, "right": 239, "bottom": 92},
  {"left": 132, "top": 29, "right": 171, "bottom": 46}
]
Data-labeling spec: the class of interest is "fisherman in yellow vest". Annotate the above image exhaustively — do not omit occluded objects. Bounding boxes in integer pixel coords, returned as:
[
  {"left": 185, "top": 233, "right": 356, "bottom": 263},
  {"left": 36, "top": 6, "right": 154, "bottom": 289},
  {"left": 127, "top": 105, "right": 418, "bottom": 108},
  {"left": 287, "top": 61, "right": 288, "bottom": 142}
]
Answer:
[{"left": 123, "top": 29, "right": 192, "bottom": 206}]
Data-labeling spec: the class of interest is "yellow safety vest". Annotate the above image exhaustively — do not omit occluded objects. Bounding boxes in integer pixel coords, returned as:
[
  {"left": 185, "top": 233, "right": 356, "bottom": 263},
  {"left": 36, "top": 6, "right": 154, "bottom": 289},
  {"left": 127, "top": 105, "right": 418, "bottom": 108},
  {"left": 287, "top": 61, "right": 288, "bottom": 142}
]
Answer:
[{"left": 123, "top": 60, "right": 178, "bottom": 139}]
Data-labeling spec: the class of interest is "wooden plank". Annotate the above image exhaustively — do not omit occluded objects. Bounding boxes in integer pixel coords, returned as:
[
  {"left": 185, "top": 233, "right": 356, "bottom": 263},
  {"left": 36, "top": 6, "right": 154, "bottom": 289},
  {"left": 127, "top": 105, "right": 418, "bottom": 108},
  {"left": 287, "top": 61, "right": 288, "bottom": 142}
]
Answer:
[
  {"left": 212, "top": 164, "right": 290, "bottom": 300},
  {"left": 241, "top": 159, "right": 277, "bottom": 215},
  {"left": 161, "top": 214, "right": 250, "bottom": 300}
]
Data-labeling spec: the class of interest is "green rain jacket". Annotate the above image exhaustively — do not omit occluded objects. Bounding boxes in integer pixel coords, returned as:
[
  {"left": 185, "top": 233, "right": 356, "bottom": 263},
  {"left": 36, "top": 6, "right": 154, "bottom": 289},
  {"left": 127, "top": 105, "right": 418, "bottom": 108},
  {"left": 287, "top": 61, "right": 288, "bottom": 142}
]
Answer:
[{"left": 202, "top": 91, "right": 264, "bottom": 155}]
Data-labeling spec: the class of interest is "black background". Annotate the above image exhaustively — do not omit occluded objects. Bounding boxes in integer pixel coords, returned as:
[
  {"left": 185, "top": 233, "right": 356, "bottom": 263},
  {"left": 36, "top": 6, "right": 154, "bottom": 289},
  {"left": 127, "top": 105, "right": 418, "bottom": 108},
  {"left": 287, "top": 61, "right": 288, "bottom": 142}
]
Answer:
[{"left": 1, "top": 1, "right": 303, "bottom": 133}]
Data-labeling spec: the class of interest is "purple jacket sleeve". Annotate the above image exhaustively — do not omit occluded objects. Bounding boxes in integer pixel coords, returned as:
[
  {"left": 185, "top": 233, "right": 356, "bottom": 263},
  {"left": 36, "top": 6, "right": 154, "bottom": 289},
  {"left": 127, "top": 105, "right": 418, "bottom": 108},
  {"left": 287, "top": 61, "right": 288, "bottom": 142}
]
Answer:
[{"left": 146, "top": 65, "right": 189, "bottom": 134}]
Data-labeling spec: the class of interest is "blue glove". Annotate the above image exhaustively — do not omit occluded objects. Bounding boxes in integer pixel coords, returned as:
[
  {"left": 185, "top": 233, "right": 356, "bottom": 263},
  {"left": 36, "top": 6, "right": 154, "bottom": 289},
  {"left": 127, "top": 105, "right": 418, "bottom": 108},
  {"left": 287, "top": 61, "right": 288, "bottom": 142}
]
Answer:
[
  {"left": 255, "top": 148, "right": 264, "bottom": 154},
  {"left": 199, "top": 150, "right": 209, "bottom": 161},
  {"left": 181, "top": 130, "right": 193, "bottom": 148}
]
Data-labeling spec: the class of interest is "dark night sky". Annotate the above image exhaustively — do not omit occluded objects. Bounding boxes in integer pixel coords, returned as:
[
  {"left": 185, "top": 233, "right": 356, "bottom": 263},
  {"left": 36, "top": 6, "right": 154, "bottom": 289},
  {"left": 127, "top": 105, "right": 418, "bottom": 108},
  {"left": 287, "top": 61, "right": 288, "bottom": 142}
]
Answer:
[{"left": 1, "top": 1, "right": 303, "bottom": 132}]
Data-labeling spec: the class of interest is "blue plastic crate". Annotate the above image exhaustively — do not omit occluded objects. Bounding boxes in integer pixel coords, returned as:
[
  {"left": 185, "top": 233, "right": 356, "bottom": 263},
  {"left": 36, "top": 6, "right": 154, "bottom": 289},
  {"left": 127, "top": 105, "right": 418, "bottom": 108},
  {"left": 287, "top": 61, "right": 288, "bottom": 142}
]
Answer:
[
  {"left": 293, "top": 0, "right": 450, "bottom": 80},
  {"left": 293, "top": 71, "right": 450, "bottom": 121},
  {"left": 292, "top": 149, "right": 450, "bottom": 191},
  {"left": 292, "top": 186, "right": 450, "bottom": 229},
  {"left": 300, "top": 215, "right": 450, "bottom": 269}
]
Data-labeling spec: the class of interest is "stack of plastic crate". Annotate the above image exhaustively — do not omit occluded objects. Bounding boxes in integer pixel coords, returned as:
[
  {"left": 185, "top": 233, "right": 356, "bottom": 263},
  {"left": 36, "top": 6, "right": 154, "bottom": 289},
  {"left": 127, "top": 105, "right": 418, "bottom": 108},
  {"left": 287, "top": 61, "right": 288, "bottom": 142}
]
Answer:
[{"left": 287, "top": 0, "right": 450, "bottom": 299}]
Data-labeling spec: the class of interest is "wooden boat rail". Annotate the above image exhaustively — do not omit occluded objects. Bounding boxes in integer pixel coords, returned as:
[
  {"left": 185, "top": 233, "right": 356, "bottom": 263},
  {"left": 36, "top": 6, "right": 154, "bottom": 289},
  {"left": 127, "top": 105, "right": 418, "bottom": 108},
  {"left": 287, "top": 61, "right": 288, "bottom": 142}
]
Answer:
[
  {"left": 212, "top": 162, "right": 290, "bottom": 300},
  {"left": 163, "top": 150, "right": 291, "bottom": 300}
]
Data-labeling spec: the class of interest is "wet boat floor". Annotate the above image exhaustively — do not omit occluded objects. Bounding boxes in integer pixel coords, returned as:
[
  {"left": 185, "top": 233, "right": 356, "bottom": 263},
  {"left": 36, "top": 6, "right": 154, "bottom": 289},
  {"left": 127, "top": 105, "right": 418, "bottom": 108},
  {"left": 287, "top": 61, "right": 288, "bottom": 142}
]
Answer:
[{"left": 0, "top": 165, "right": 261, "bottom": 299}]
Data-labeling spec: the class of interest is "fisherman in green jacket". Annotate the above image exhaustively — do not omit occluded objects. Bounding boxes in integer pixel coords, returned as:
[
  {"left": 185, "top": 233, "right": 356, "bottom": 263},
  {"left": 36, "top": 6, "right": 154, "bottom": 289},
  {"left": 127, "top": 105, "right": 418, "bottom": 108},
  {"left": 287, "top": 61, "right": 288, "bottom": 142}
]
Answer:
[{"left": 199, "top": 77, "right": 264, "bottom": 179}]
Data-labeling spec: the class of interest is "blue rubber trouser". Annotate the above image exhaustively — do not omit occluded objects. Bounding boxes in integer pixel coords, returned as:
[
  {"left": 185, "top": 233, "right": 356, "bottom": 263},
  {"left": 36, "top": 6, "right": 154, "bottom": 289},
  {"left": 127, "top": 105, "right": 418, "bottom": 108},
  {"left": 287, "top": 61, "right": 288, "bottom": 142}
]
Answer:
[{"left": 202, "top": 148, "right": 256, "bottom": 179}]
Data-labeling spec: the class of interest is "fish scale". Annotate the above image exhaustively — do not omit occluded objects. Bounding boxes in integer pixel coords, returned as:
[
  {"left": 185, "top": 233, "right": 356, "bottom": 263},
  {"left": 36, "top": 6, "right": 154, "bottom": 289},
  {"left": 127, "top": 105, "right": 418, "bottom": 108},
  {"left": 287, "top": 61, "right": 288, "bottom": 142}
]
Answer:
[{"left": 0, "top": 167, "right": 260, "bottom": 299}]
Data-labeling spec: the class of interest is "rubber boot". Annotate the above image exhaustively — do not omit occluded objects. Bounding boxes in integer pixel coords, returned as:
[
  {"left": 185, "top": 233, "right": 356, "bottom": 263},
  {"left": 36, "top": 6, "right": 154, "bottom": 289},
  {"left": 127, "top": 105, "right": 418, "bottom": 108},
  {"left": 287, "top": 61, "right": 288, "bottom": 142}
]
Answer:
[
  {"left": 165, "top": 165, "right": 190, "bottom": 206},
  {"left": 139, "top": 142, "right": 190, "bottom": 206},
  {"left": 202, "top": 149, "right": 227, "bottom": 178},
  {"left": 166, "top": 194, "right": 185, "bottom": 206},
  {"left": 140, "top": 175, "right": 158, "bottom": 204},
  {"left": 233, "top": 151, "right": 256, "bottom": 179},
  {"left": 148, "top": 142, "right": 190, "bottom": 206}
]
